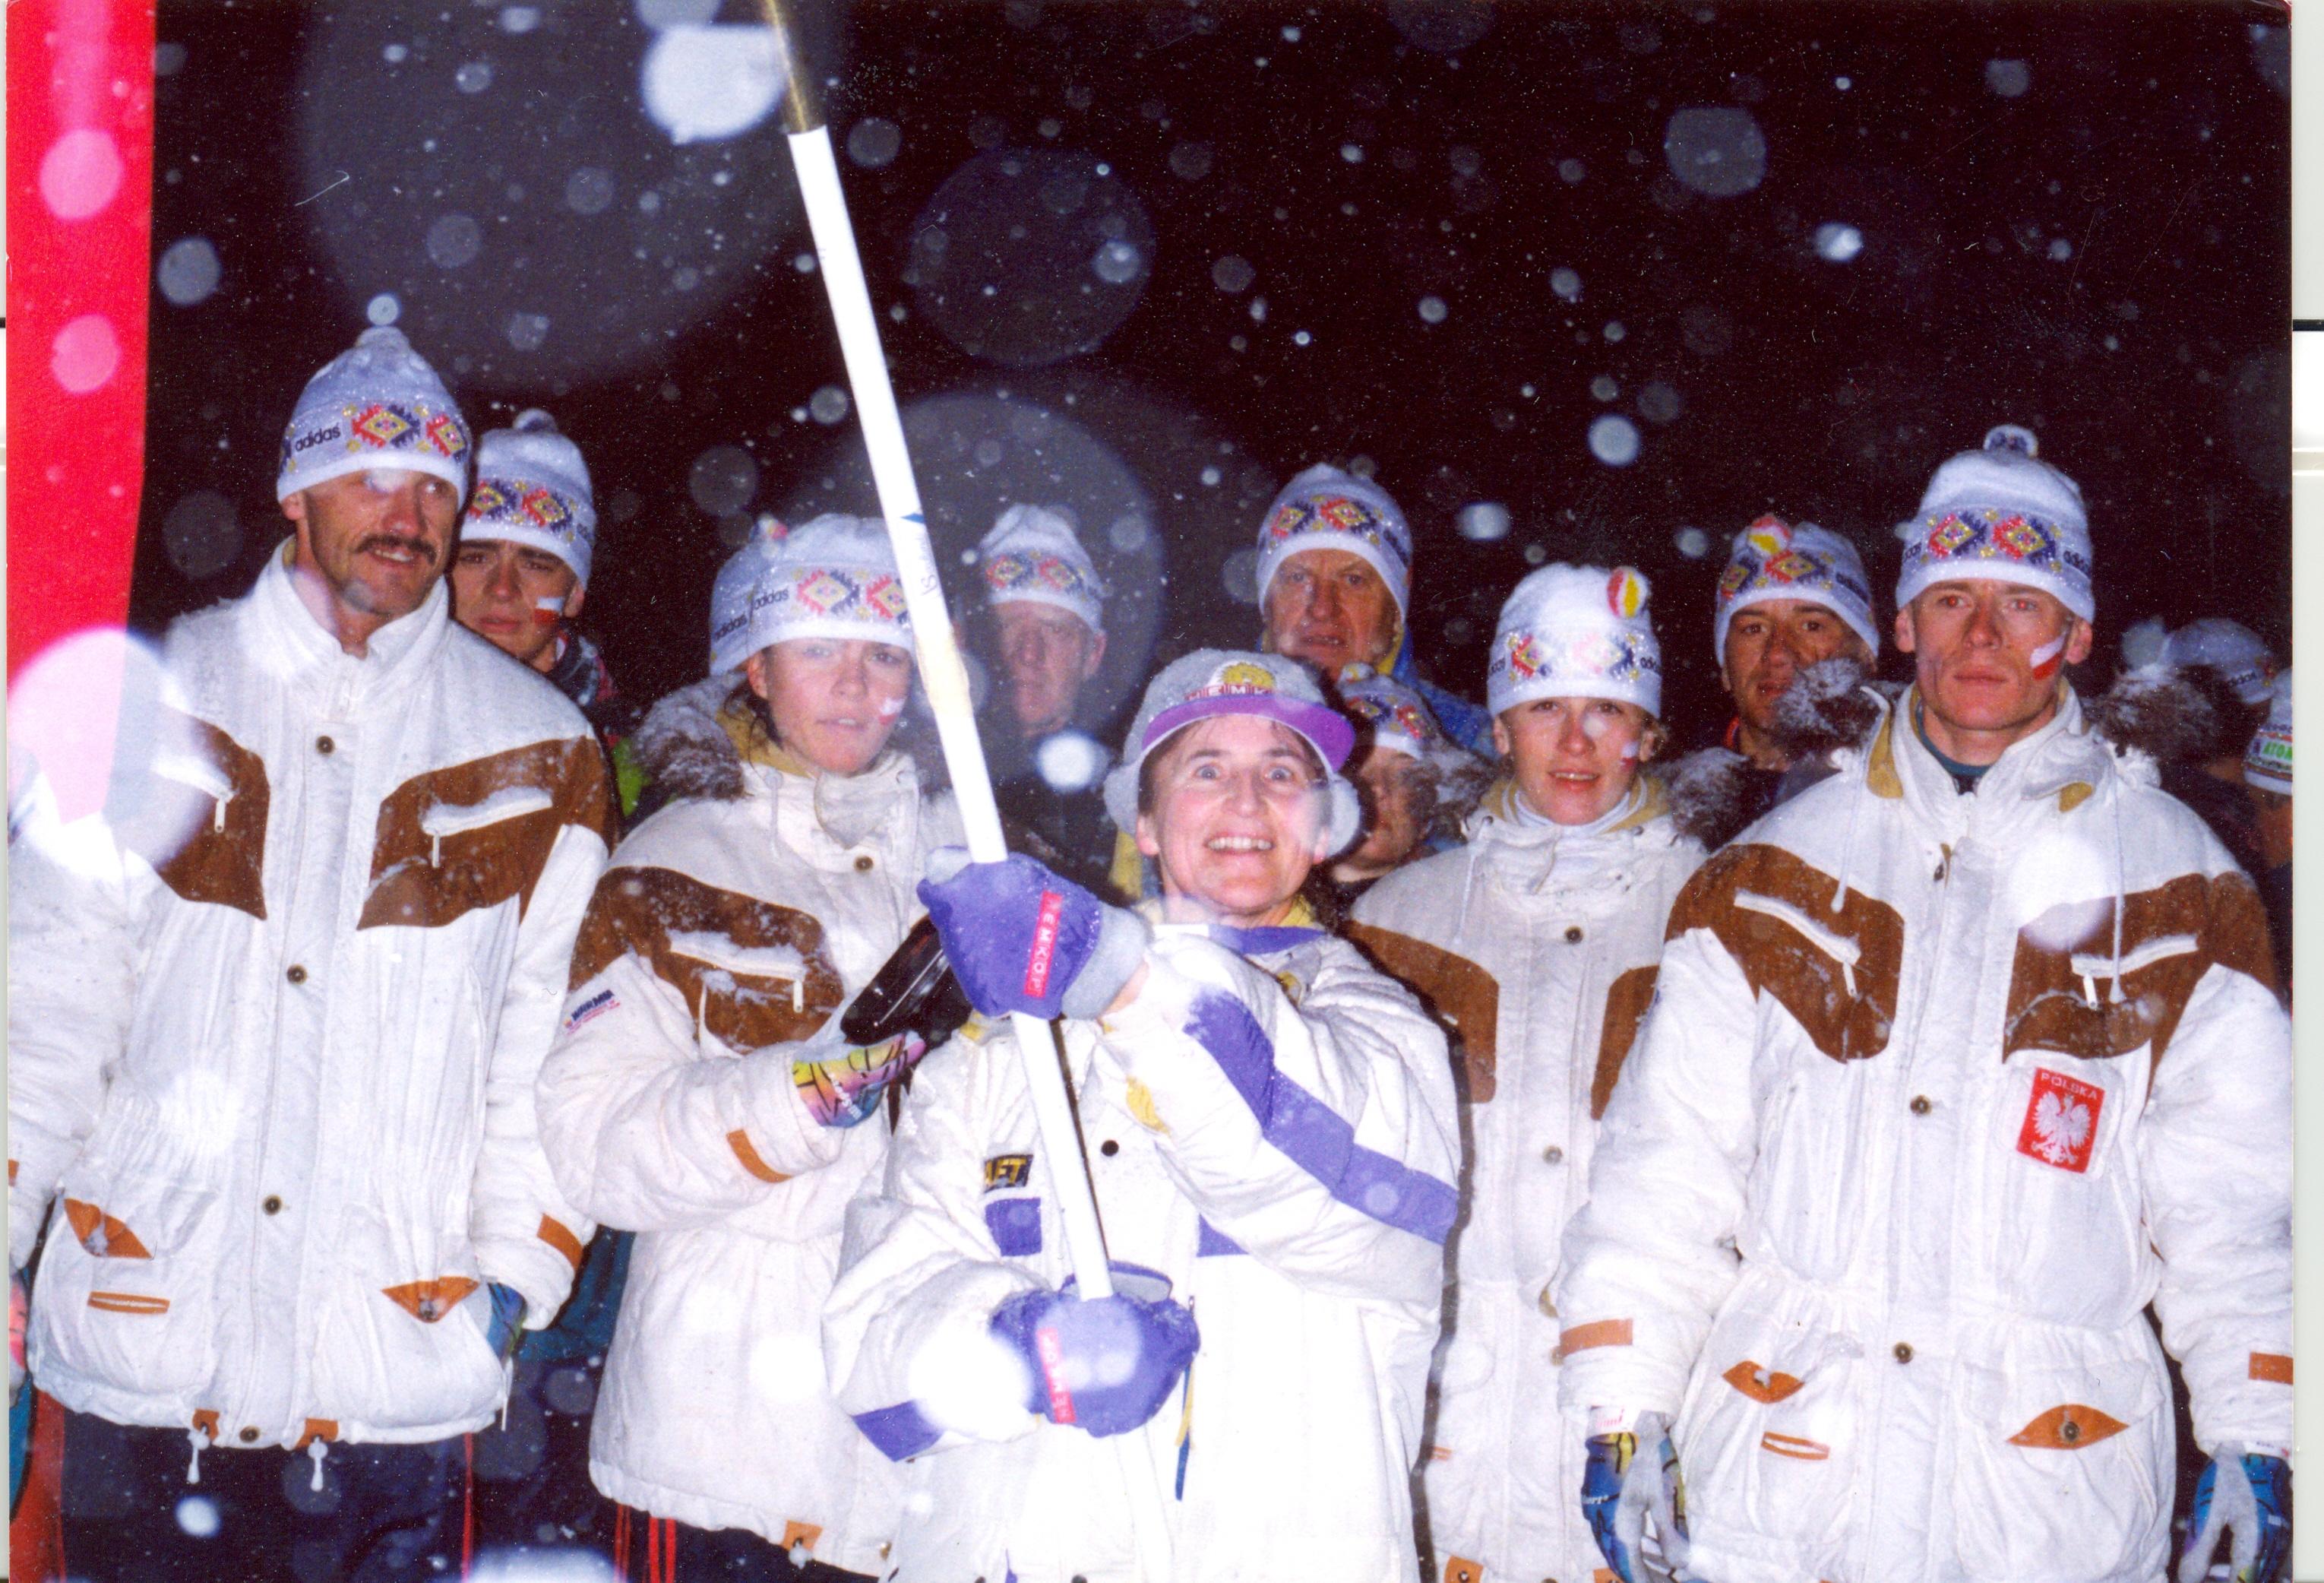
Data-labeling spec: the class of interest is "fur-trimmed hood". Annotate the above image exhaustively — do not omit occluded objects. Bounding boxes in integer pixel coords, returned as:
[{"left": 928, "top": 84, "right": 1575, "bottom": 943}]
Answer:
[{"left": 1654, "top": 655, "right": 2244, "bottom": 851}]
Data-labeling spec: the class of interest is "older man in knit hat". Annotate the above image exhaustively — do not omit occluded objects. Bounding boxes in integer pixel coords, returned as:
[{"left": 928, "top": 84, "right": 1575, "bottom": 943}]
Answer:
[
  {"left": 452, "top": 409, "right": 646, "bottom": 816},
  {"left": 1555, "top": 426, "right": 2291, "bottom": 1583},
  {"left": 1255, "top": 464, "right": 1496, "bottom": 758},
  {"left": 973, "top": 503, "right": 1121, "bottom": 891},
  {"left": 8, "top": 326, "right": 613, "bottom": 1578}
]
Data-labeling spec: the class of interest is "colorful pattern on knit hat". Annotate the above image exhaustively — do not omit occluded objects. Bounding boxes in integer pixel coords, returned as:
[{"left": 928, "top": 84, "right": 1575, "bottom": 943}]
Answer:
[
  {"left": 1333, "top": 663, "right": 1482, "bottom": 790},
  {"left": 737, "top": 514, "right": 914, "bottom": 657},
  {"left": 277, "top": 327, "right": 471, "bottom": 505},
  {"left": 2246, "top": 670, "right": 2291, "bottom": 790},
  {"left": 1712, "top": 514, "right": 1881, "bottom": 659},
  {"left": 1253, "top": 463, "right": 1415, "bottom": 620},
  {"left": 1485, "top": 562, "right": 1663, "bottom": 717},
  {"left": 1896, "top": 424, "right": 2093, "bottom": 620},
  {"left": 463, "top": 409, "right": 598, "bottom": 582},
  {"left": 978, "top": 503, "right": 1108, "bottom": 632}
]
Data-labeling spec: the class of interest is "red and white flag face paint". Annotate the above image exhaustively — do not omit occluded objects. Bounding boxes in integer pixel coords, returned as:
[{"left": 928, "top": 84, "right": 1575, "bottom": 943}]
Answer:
[
  {"left": 2016, "top": 1066, "right": 2103, "bottom": 1173},
  {"left": 2029, "top": 632, "right": 2069, "bottom": 681},
  {"left": 533, "top": 594, "right": 566, "bottom": 625}
]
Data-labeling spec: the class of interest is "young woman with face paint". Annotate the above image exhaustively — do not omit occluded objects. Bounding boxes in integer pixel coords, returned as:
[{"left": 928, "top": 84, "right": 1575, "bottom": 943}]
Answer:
[
  {"left": 1347, "top": 565, "right": 1706, "bottom": 1583},
  {"left": 536, "top": 515, "right": 962, "bottom": 1581}
]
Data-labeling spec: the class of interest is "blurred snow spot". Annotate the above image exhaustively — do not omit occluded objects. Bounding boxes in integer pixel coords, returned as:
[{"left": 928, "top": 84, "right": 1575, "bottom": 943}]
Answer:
[
  {"left": 975, "top": 440, "right": 1006, "bottom": 468},
  {"left": 1589, "top": 415, "right": 1641, "bottom": 467},
  {"left": 1815, "top": 222, "right": 1864, "bottom": 262},
  {"left": 163, "top": 491, "right": 242, "bottom": 580},
  {"left": 1169, "top": 142, "right": 1215, "bottom": 180},
  {"left": 1986, "top": 59, "right": 2031, "bottom": 97},
  {"left": 1550, "top": 268, "right": 1583, "bottom": 302},
  {"left": 541, "top": 1364, "right": 598, "bottom": 1417},
  {"left": 40, "top": 128, "right": 124, "bottom": 221},
  {"left": 426, "top": 214, "right": 484, "bottom": 269},
  {"left": 1590, "top": 375, "right": 1618, "bottom": 402},
  {"left": 500, "top": 7, "right": 541, "bottom": 33},
  {"left": 1418, "top": 295, "right": 1448, "bottom": 325},
  {"left": 466, "top": 1547, "right": 619, "bottom": 1583},
  {"left": 1676, "top": 527, "right": 1711, "bottom": 559},
  {"left": 1108, "top": 514, "right": 1152, "bottom": 553},
  {"left": 1558, "top": 158, "right": 1586, "bottom": 184},
  {"left": 157, "top": 237, "right": 223, "bottom": 307},
  {"left": 1638, "top": 382, "right": 1684, "bottom": 424},
  {"left": 690, "top": 445, "right": 760, "bottom": 516},
  {"left": 384, "top": 43, "right": 409, "bottom": 63},
  {"left": 1222, "top": 547, "right": 1262, "bottom": 605},
  {"left": 636, "top": 0, "right": 719, "bottom": 25},
  {"left": 1213, "top": 255, "right": 1255, "bottom": 293},
  {"left": 2048, "top": 238, "right": 2073, "bottom": 261},
  {"left": 156, "top": 41, "right": 189, "bottom": 75},
  {"left": 175, "top": 1496, "right": 221, "bottom": 1539},
  {"left": 1523, "top": 543, "right": 1548, "bottom": 565},
  {"left": 848, "top": 118, "right": 903, "bottom": 169},
  {"left": 1037, "top": 731, "right": 1107, "bottom": 792},
  {"left": 2250, "top": 25, "right": 2289, "bottom": 97},
  {"left": 1282, "top": 24, "right": 1302, "bottom": 40},
  {"left": 1092, "top": 240, "right": 1143, "bottom": 285},
  {"left": 642, "top": 24, "right": 784, "bottom": 144},
  {"left": 52, "top": 315, "right": 121, "bottom": 394},
  {"left": 1200, "top": 466, "right": 1222, "bottom": 486},
  {"left": 1294, "top": 330, "right": 1312, "bottom": 346},
  {"left": 1604, "top": 321, "right": 1626, "bottom": 343},
  {"left": 1664, "top": 106, "right": 1766, "bottom": 198},
  {"left": 911, "top": 1322, "right": 1038, "bottom": 1441},
  {"left": 1457, "top": 502, "right": 1510, "bottom": 542},
  {"left": 809, "top": 385, "right": 851, "bottom": 425},
  {"left": 456, "top": 60, "right": 494, "bottom": 94},
  {"left": 795, "top": 252, "right": 819, "bottom": 274},
  {"left": 564, "top": 167, "right": 615, "bottom": 216},
  {"left": 505, "top": 312, "right": 552, "bottom": 353},
  {"left": 1341, "top": 144, "right": 1364, "bottom": 163}
]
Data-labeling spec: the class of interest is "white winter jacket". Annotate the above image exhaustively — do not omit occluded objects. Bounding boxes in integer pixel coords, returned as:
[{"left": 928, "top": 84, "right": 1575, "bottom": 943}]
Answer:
[
  {"left": 1350, "top": 778, "right": 1700, "bottom": 1583},
  {"left": 824, "top": 913, "right": 1461, "bottom": 1583},
  {"left": 535, "top": 682, "right": 958, "bottom": 1574},
  {"left": 9, "top": 549, "right": 612, "bottom": 1452},
  {"left": 1555, "top": 687, "right": 2291, "bottom": 1583}
]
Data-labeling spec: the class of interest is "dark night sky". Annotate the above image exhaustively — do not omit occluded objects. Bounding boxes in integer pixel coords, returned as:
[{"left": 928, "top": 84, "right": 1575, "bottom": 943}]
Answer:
[{"left": 134, "top": 0, "right": 2291, "bottom": 747}]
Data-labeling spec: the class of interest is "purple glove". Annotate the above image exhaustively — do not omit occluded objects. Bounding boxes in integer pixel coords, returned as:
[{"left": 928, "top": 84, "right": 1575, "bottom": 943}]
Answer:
[
  {"left": 989, "top": 1264, "right": 1200, "bottom": 1439},
  {"left": 918, "top": 849, "right": 1149, "bottom": 1021}
]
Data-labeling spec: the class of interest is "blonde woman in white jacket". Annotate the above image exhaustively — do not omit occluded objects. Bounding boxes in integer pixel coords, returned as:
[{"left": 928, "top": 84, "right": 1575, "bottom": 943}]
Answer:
[
  {"left": 1351, "top": 564, "right": 1703, "bottom": 1583},
  {"left": 537, "top": 516, "right": 958, "bottom": 1581}
]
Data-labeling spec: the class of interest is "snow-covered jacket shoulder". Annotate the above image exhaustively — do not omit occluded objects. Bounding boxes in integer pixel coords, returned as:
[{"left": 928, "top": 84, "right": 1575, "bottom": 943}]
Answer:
[
  {"left": 11, "top": 554, "right": 612, "bottom": 1451},
  {"left": 1552, "top": 686, "right": 2288, "bottom": 1583},
  {"left": 824, "top": 922, "right": 1458, "bottom": 1583},
  {"left": 536, "top": 686, "right": 956, "bottom": 1570}
]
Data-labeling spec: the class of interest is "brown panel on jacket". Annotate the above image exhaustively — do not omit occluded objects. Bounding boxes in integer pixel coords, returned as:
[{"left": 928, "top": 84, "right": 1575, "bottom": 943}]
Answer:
[
  {"left": 2004, "top": 870, "right": 2276, "bottom": 1065},
  {"left": 1346, "top": 923, "right": 1499, "bottom": 1102},
  {"left": 1665, "top": 843, "right": 1905, "bottom": 1064},
  {"left": 109, "top": 708, "right": 270, "bottom": 919},
  {"left": 1592, "top": 965, "right": 1661, "bottom": 1119},
  {"left": 567, "top": 865, "right": 845, "bottom": 1051},
  {"left": 359, "top": 737, "right": 615, "bottom": 929}
]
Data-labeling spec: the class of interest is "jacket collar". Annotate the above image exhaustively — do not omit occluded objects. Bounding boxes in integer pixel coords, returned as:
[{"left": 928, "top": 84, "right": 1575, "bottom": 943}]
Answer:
[
  {"left": 1880, "top": 683, "right": 2111, "bottom": 834},
  {"left": 243, "top": 537, "right": 450, "bottom": 703}
]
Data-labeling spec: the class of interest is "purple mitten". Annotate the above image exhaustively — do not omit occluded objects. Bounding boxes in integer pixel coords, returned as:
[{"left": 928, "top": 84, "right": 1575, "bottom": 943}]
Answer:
[
  {"left": 918, "top": 849, "right": 1149, "bottom": 1021},
  {"left": 988, "top": 1265, "right": 1200, "bottom": 1439}
]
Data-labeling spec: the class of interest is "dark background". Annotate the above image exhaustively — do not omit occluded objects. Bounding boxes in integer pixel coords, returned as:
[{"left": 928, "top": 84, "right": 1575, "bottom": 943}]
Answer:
[{"left": 134, "top": 0, "right": 2291, "bottom": 749}]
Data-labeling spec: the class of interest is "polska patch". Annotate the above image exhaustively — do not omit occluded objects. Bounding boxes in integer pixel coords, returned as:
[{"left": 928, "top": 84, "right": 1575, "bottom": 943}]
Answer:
[
  {"left": 984, "top": 1153, "right": 1033, "bottom": 1192},
  {"left": 2016, "top": 1067, "right": 2103, "bottom": 1173}
]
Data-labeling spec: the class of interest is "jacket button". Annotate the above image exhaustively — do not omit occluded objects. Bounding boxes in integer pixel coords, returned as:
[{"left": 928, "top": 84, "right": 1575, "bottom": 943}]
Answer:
[
  {"left": 262, "top": 1195, "right": 283, "bottom": 1215},
  {"left": 316, "top": 736, "right": 334, "bottom": 755},
  {"left": 2060, "top": 1417, "right": 2082, "bottom": 1443},
  {"left": 854, "top": 854, "right": 874, "bottom": 872},
  {"left": 286, "top": 964, "right": 307, "bottom": 984},
  {"left": 238, "top": 1426, "right": 260, "bottom": 1443},
  {"left": 1909, "top": 1096, "right": 1932, "bottom": 1116},
  {"left": 1099, "top": 1139, "right": 1119, "bottom": 1157},
  {"left": 1893, "top": 1342, "right": 1915, "bottom": 1364},
  {"left": 1541, "top": 1145, "right": 1564, "bottom": 1165},
  {"left": 1564, "top": 926, "right": 1583, "bottom": 944}
]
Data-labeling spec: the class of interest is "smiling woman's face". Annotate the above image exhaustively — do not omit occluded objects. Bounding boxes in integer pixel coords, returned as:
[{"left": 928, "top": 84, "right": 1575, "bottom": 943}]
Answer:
[{"left": 1135, "top": 714, "right": 1330, "bottom": 929}]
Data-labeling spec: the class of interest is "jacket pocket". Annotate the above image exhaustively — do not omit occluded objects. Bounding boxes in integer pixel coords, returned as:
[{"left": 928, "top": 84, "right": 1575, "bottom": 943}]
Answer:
[
  {"left": 1676, "top": 1305, "right": 1860, "bottom": 1554},
  {"left": 1950, "top": 1357, "right": 2165, "bottom": 1582},
  {"left": 1984, "top": 1054, "right": 2146, "bottom": 1321},
  {"left": 38, "top": 1161, "right": 220, "bottom": 1399},
  {"left": 307, "top": 1207, "right": 504, "bottom": 1435}
]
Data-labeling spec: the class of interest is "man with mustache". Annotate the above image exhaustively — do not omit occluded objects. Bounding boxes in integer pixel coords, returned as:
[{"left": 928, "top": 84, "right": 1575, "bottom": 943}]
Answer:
[
  {"left": 1554, "top": 426, "right": 2291, "bottom": 1583},
  {"left": 9, "top": 325, "right": 614, "bottom": 1578}
]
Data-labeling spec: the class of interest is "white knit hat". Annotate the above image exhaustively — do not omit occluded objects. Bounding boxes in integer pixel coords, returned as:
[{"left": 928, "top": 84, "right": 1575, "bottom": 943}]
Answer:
[
  {"left": 735, "top": 514, "right": 912, "bottom": 658},
  {"left": 977, "top": 504, "right": 1107, "bottom": 633},
  {"left": 2162, "top": 618, "right": 2278, "bottom": 708},
  {"left": 1713, "top": 514, "right": 1880, "bottom": 659},
  {"left": 707, "top": 517, "right": 787, "bottom": 674},
  {"left": 2246, "top": 669, "right": 2291, "bottom": 790},
  {"left": 1102, "top": 649, "right": 1361, "bottom": 856},
  {"left": 1254, "top": 464, "right": 1414, "bottom": 619},
  {"left": 1333, "top": 661, "right": 1476, "bottom": 779},
  {"left": 461, "top": 410, "right": 598, "bottom": 584},
  {"left": 1485, "top": 564, "right": 1662, "bottom": 717},
  {"left": 1895, "top": 424, "right": 2092, "bottom": 620},
  {"left": 277, "top": 326, "right": 472, "bottom": 505}
]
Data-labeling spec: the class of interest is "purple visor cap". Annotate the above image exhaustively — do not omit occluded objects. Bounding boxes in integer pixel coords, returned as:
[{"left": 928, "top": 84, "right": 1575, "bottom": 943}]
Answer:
[{"left": 1140, "top": 693, "right": 1356, "bottom": 772}]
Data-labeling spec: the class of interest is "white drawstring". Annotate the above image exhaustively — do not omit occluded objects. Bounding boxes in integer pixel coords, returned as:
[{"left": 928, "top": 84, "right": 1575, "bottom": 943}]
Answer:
[
  {"left": 185, "top": 1426, "right": 206, "bottom": 1485},
  {"left": 1451, "top": 840, "right": 1485, "bottom": 948},
  {"left": 1829, "top": 787, "right": 1861, "bottom": 917},
  {"left": 2106, "top": 790, "right": 2128, "bottom": 1004},
  {"left": 307, "top": 1436, "right": 328, "bottom": 1493}
]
